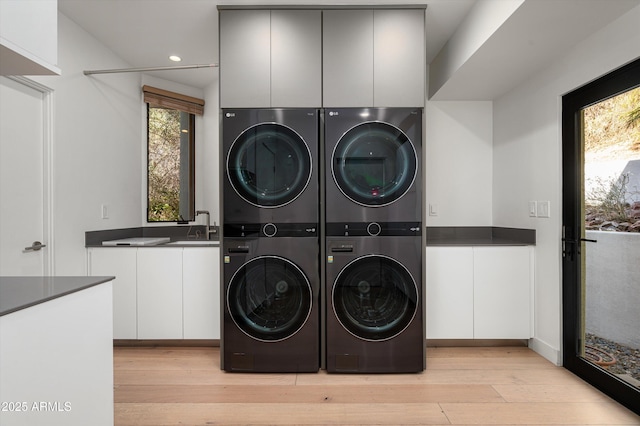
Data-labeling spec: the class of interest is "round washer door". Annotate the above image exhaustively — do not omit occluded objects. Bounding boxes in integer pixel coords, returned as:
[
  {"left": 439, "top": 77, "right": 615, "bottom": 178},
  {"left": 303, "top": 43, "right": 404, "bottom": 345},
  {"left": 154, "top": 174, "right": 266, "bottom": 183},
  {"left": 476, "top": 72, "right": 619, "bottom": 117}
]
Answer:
[
  {"left": 227, "top": 123, "right": 312, "bottom": 208},
  {"left": 332, "top": 255, "right": 418, "bottom": 341},
  {"left": 228, "top": 256, "right": 313, "bottom": 342},
  {"left": 332, "top": 121, "right": 417, "bottom": 207}
]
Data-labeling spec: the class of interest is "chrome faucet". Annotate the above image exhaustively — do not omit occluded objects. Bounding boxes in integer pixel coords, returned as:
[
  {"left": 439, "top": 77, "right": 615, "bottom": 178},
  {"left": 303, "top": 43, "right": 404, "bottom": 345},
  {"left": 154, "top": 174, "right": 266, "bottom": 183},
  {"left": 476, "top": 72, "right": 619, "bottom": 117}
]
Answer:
[{"left": 196, "top": 210, "right": 212, "bottom": 240}]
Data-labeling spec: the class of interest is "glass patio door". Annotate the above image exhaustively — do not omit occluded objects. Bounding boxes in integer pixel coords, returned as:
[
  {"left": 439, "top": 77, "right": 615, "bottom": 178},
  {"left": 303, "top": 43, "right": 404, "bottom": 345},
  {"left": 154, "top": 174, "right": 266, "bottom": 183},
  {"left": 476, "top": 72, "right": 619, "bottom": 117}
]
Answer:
[{"left": 562, "top": 58, "right": 640, "bottom": 416}]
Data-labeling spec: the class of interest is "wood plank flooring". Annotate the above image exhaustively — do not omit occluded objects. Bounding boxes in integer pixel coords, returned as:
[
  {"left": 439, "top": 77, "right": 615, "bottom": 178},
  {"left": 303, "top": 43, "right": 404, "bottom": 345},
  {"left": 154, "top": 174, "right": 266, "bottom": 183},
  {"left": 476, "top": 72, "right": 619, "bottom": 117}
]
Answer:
[{"left": 114, "top": 346, "right": 640, "bottom": 425}]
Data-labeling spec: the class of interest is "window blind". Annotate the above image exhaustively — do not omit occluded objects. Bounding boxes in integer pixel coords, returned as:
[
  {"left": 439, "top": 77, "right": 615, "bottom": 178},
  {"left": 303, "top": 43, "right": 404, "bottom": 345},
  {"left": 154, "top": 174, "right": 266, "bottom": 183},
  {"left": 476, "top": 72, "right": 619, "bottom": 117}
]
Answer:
[{"left": 142, "top": 85, "right": 204, "bottom": 115}]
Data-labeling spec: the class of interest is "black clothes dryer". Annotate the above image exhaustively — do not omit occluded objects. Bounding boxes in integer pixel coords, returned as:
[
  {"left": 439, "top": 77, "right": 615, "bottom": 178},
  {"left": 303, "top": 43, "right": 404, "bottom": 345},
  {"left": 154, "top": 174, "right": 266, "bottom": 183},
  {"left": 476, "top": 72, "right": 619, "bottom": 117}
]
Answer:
[
  {"left": 222, "top": 234, "right": 320, "bottom": 372},
  {"left": 325, "top": 108, "right": 422, "bottom": 225},
  {"left": 223, "top": 108, "right": 318, "bottom": 226},
  {"left": 325, "top": 233, "right": 425, "bottom": 373}
]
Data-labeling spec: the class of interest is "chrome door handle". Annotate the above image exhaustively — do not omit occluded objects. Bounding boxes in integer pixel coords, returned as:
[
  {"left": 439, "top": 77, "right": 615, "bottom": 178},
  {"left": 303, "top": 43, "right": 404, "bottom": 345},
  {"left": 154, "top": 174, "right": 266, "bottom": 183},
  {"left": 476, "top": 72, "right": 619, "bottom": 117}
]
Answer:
[{"left": 24, "top": 241, "right": 47, "bottom": 251}]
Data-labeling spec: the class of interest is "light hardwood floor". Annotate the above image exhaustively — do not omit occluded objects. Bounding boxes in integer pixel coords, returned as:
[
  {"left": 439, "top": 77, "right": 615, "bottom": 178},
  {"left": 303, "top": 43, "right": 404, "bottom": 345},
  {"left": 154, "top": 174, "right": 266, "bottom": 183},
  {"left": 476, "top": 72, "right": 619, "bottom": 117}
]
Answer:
[{"left": 114, "top": 346, "right": 640, "bottom": 425}]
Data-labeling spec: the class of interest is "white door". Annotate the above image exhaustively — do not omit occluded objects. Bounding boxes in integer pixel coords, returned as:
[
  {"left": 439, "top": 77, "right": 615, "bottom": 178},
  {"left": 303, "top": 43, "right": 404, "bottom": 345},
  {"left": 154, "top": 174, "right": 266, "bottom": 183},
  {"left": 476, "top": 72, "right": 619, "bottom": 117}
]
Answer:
[{"left": 0, "top": 76, "right": 51, "bottom": 276}]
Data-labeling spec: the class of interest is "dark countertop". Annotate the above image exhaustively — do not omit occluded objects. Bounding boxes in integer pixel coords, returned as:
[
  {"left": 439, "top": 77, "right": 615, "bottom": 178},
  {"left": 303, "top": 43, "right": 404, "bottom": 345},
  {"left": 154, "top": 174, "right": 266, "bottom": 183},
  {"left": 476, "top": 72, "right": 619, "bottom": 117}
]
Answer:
[
  {"left": 85, "top": 226, "right": 219, "bottom": 247},
  {"left": 86, "top": 226, "right": 532, "bottom": 247},
  {"left": 0, "top": 276, "right": 114, "bottom": 316},
  {"left": 426, "top": 226, "right": 535, "bottom": 246}
]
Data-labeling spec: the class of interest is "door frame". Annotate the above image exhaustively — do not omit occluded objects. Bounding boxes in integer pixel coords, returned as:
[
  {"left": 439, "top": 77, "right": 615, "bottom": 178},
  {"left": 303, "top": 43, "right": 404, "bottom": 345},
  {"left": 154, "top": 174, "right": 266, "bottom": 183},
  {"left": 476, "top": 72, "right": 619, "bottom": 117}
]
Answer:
[
  {"left": 561, "top": 57, "right": 640, "bottom": 415},
  {"left": 4, "top": 76, "right": 55, "bottom": 275}
]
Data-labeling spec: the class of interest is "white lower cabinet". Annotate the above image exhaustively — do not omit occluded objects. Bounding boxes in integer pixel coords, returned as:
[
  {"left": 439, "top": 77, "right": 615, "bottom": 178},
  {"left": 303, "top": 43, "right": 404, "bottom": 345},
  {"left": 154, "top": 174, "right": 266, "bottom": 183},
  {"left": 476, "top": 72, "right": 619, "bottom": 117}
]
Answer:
[
  {"left": 88, "top": 246, "right": 220, "bottom": 340},
  {"left": 183, "top": 248, "right": 220, "bottom": 339},
  {"left": 425, "top": 247, "right": 474, "bottom": 339},
  {"left": 426, "top": 246, "right": 533, "bottom": 340},
  {"left": 473, "top": 247, "right": 532, "bottom": 339},
  {"left": 88, "top": 248, "right": 137, "bottom": 339},
  {"left": 137, "top": 248, "right": 183, "bottom": 339}
]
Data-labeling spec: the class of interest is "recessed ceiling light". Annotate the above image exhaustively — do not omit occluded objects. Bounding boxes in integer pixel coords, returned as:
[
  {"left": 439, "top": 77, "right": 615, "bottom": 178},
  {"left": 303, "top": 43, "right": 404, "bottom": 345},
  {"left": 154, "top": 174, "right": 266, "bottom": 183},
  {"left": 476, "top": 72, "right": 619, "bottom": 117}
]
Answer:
[{"left": 169, "top": 55, "right": 182, "bottom": 62}]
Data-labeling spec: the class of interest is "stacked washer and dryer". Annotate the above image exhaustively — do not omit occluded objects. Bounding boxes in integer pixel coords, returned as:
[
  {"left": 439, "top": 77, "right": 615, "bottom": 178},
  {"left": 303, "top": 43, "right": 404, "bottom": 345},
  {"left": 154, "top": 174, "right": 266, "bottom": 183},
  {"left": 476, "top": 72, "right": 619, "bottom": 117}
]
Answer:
[
  {"left": 221, "top": 109, "right": 320, "bottom": 372},
  {"left": 221, "top": 107, "right": 424, "bottom": 373},
  {"left": 324, "top": 108, "right": 425, "bottom": 373}
]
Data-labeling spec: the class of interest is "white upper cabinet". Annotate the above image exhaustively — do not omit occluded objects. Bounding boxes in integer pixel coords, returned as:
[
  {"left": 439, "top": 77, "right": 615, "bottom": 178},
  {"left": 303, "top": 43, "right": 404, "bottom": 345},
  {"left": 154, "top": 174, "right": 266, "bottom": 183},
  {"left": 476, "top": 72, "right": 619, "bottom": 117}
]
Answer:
[
  {"left": 373, "top": 9, "right": 425, "bottom": 107},
  {"left": 0, "top": 0, "right": 60, "bottom": 75},
  {"left": 220, "top": 10, "right": 271, "bottom": 107},
  {"left": 323, "top": 9, "right": 374, "bottom": 107},
  {"left": 323, "top": 9, "right": 425, "bottom": 107},
  {"left": 220, "top": 9, "right": 322, "bottom": 108},
  {"left": 270, "top": 10, "right": 322, "bottom": 107}
]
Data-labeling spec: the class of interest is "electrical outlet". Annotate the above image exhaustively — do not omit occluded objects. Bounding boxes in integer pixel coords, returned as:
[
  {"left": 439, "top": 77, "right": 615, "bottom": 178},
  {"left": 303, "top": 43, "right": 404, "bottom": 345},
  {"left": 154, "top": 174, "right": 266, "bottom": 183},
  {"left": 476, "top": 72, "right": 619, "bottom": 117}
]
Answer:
[{"left": 529, "top": 201, "right": 537, "bottom": 217}]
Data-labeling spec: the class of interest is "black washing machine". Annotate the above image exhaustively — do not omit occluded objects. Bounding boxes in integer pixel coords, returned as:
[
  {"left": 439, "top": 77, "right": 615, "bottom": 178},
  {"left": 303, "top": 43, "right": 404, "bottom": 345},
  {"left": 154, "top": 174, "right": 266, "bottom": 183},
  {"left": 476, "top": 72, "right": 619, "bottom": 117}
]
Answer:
[
  {"left": 223, "top": 108, "right": 319, "bottom": 226},
  {"left": 325, "top": 108, "right": 422, "bottom": 225},
  {"left": 325, "top": 231, "right": 425, "bottom": 373},
  {"left": 222, "top": 231, "right": 320, "bottom": 372}
]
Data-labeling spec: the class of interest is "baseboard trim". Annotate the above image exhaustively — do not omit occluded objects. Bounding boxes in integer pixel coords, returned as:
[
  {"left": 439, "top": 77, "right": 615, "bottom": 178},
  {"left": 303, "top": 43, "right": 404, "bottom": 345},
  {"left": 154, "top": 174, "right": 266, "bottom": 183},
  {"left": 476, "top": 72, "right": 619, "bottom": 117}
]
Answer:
[
  {"left": 426, "top": 339, "right": 528, "bottom": 347},
  {"left": 114, "top": 339, "right": 220, "bottom": 347},
  {"left": 528, "top": 337, "right": 561, "bottom": 365}
]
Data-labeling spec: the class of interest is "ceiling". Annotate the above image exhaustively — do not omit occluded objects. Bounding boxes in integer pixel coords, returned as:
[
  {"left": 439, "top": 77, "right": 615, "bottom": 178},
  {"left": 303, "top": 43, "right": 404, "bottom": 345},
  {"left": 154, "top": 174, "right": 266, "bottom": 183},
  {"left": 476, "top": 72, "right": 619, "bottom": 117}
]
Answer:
[
  {"left": 58, "top": 0, "right": 640, "bottom": 99},
  {"left": 58, "top": 0, "right": 475, "bottom": 90}
]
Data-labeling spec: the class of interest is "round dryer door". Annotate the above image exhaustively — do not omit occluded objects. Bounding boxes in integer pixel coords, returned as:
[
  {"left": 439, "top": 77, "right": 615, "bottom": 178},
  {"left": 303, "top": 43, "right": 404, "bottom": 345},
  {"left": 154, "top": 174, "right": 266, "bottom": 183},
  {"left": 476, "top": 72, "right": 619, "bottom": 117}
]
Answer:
[
  {"left": 332, "top": 255, "right": 418, "bottom": 341},
  {"left": 227, "top": 123, "right": 312, "bottom": 208},
  {"left": 228, "top": 256, "right": 313, "bottom": 342},
  {"left": 332, "top": 122, "right": 417, "bottom": 206}
]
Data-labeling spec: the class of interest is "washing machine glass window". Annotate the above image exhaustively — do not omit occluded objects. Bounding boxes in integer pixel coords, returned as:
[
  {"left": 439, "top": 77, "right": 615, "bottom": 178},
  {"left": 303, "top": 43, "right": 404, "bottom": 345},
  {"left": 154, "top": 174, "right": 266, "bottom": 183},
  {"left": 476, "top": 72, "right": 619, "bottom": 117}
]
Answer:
[
  {"left": 332, "top": 121, "right": 417, "bottom": 207},
  {"left": 332, "top": 255, "right": 418, "bottom": 341},
  {"left": 227, "top": 123, "right": 312, "bottom": 208},
  {"left": 228, "top": 256, "right": 313, "bottom": 342}
]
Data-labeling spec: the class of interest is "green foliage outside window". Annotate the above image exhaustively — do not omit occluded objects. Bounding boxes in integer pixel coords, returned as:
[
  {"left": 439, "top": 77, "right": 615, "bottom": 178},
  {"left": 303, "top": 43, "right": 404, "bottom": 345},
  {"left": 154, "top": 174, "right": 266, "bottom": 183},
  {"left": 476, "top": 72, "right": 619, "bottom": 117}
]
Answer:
[{"left": 148, "top": 107, "right": 182, "bottom": 222}]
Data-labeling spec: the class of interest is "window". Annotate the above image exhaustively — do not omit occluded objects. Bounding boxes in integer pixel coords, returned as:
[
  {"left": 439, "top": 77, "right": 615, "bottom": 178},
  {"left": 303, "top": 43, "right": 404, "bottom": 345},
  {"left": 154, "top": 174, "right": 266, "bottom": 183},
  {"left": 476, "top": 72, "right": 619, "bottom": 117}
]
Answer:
[{"left": 143, "top": 86, "right": 204, "bottom": 222}]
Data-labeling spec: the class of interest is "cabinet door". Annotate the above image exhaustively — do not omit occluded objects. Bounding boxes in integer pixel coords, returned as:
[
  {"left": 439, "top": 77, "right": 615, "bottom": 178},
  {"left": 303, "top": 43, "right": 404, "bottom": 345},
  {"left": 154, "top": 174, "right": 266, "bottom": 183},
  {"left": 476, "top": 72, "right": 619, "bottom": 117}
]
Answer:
[
  {"left": 0, "top": 0, "right": 59, "bottom": 75},
  {"left": 88, "top": 248, "right": 137, "bottom": 339},
  {"left": 183, "top": 248, "right": 220, "bottom": 339},
  {"left": 271, "top": 10, "right": 322, "bottom": 107},
  {"left": 473, "top": 246, "right": 532, "bottom": 339},
  {"left": 425, "top": 247, "right": 474, "bottom": 339},
  {"left": 219, "top": 10, "right": 271, "bottom": 107},
  {"left": 323, "top": 9, "right": 374, "bottom": 107},
  {"left": 373, "top": 9, "right": 425, "bottom": 107},
  {"left": 137, "top": 248, "right": 183, "bottom": 339}
]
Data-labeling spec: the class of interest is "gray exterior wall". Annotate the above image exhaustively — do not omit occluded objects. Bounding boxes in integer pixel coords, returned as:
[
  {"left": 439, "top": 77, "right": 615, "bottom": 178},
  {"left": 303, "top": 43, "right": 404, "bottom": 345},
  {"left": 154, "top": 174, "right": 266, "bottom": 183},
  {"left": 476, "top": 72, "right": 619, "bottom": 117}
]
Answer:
[{"left": 585, "top": 230, "right": 640, "bottom": 349}]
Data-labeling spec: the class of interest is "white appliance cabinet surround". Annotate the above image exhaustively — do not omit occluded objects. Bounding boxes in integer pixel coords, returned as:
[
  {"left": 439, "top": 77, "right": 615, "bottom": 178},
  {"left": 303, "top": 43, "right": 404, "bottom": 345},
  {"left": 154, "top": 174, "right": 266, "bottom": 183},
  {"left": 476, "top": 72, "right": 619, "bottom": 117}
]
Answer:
[
  {"left": 323, "top": 8, "right": 425, "bottom": 107},
  {"left": 0, "top": 0, "right": 60, "bottom": 75},
  {"left": 219, "top": 7, "right": 425, "bottom": 108},
  {"left": 426, "top": 245, "right": 534, "bottom": 340},
  {"left": 87, "top": 246, "right": 220, "bottom": 340},
  {"left": 220, "top": 9, "right": 322, "bottom": 108}
]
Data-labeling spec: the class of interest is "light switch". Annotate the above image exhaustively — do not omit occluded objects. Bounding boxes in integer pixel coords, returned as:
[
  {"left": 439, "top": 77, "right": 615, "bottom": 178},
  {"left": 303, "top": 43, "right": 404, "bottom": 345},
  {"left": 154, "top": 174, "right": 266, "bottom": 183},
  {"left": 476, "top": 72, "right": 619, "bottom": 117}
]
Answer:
[
  {"left": 537, "top": 201, "right": 550, "bottom": 218},
  {"left": 529, "top": 201, "right": 537, "bottom": 217},
  {"left": 429, "top": 203, "right": 438, "bottom": 216},
  {"left": 101, "top": 204, "right": 109, "bottom": 219}
]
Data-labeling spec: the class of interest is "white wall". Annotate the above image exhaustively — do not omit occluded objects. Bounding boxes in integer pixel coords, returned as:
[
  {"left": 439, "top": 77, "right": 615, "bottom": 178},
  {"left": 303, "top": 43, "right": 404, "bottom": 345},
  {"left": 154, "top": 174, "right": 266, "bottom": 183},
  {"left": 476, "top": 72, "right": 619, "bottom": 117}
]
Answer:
[
  {"left": 29, "top": 14, "right": 220, "bottom": 275},
  {"left": 493, "top": 4, "right": 640, "bottom": 364},
  {"left": 32, "top": 13, "right": 142, "bottom": 275},
  {"left": 425, "top": 100, "right": 493, "bottom": 226},
  {"left": 202, "top": 74, "right": 220, "bottom": 226},
  {"left": 429, "top": 0, "right": 524, "bottom": 98}
]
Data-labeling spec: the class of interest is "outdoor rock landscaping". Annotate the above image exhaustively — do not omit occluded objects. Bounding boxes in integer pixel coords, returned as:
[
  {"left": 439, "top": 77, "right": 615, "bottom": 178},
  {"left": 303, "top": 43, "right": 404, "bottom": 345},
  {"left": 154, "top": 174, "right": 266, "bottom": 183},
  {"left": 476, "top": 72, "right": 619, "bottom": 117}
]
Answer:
[
  {"left": 585, "top": 200, "right": 640, "bottom": 232},
  {"left": 586, "top": 333, "right": 640, "bottom": 386}
]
